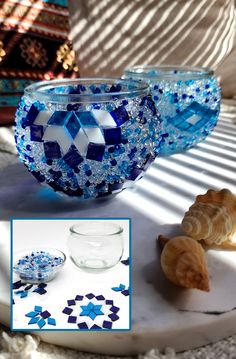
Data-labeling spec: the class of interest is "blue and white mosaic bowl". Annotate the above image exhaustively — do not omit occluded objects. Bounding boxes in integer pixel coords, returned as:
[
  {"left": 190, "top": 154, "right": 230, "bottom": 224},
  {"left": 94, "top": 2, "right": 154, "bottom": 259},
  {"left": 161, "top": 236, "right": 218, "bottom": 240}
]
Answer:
[
  {"left": 124, "top": 66, "right": 221, "bottom": 156},
  {"left": 15, "top": 78, "right": 161, "bottom": 199}
]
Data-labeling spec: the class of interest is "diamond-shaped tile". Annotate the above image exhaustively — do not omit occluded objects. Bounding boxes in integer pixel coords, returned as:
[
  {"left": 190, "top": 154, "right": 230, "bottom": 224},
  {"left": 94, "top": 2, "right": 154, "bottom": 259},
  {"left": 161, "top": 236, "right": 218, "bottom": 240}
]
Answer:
[
  {"left": 65, "top": 113, "right": 81, "bottom": 139},
  {"left": 103, "top": 128, "right": 121, "bottom": 145},
  {"left": 73, "top": 129, "right": 90, "bottom": 156},
  {"left": 86, "top": 293, "right": 95, "bottom": 299},
  {"left": 25, "top": 104, "right": 39, "bottom": 126},
  {"left": 35, "top": 306, "right": 42, "bottom": 312},
  {"left": 96, "top": 295, "right": 105, "bottom": 301},
  {"left": 34, "top": 110, "right": 52, "bottom": 125},
  {"left": 68, "top": 316, "right": 77, "bottom": 323},
  {"left": 76, "top": 111, "right": 98, "bottom": 127},
  {"left": 25, "top": 311, "right": 39, "bottom": 318},
  {"left": 37, "top": 318, "right": 46, "bottom": 329},
  {"left": 86, "top": 143, "right": 105, "bottom": 162},
  {"left": 62, "top": 307, "right": 73, "bottom": 315},
  {"left": 91, "top": 109, "right": 117, "bottom": 128},
  {"left": 78, "top": 322, "right": 88, "bottom": 329},
  {"left": 83, "top": 127, "right": 105, "bottom": 144},
  {"left": 28, "top": 317, "right": 39, "bottom": 325},
  {"left": 67, "top": 299, "right": 76, "bottom": 306},
  {"left": 43, "top": 126, "right": 72, "bottom": 154},
  {"left": 103, "top": 320, "right": 112, "bottom": 329},
  {"left": 108, "top": 313, "right": 119, "bottom": 322},
  {"left": 110, "top": 306, "right": 120, "bottom": 314},
  {"left": 30, "top": 125, "right": 44, "bottom": 142},
  {"left": 48, "top": 111, "right": 70, "bottom": 126},
  {"left": 48, "top": 317, "right": 56, "bottom": 326},
  {"left": 75, "top": 295, "right": 83, "bottom": 301},
  {"left": 43, "top": 141, "right": 61, "bottom": 159},
  {"left": 63, "top": 145, "right": 83, "bottom": 168},
  {"left": 40, "top": 310, "right": 51, "bottom": 319},
  {"left": 110, "top": 106, "right": 129, "bottom": 126},
  {"left": 128, "top": 167, "right": 143, "bottom": 181}
]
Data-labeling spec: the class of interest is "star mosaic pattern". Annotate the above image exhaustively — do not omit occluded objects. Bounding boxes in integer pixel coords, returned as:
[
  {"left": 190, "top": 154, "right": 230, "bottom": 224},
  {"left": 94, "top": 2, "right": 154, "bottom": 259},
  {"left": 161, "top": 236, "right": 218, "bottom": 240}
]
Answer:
[
  {"left": 62, "top": 293, "right": 120, "bottom": 330},
  {"left": 25, "top": 305, "right": 56, "bottom": 329},
  {"left": 14, "top": 82, "right": 161, "bottom": 199}
]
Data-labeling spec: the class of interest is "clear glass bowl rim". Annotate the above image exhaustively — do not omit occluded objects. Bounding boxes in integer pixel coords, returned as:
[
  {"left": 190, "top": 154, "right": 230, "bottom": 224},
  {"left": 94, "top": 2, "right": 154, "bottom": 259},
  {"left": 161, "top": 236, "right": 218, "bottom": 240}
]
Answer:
[
  {"left": 24, "top": 77, "right": 150, "bottom": 103},
  {"left": 124, "top": 65, "right": 214, "bottom": 80},
  {"left": 70, "top": 221, "right": 124, "bottom": 237},
  {"left": 13, "top": 247, "right": 66, "bottom": 275}
]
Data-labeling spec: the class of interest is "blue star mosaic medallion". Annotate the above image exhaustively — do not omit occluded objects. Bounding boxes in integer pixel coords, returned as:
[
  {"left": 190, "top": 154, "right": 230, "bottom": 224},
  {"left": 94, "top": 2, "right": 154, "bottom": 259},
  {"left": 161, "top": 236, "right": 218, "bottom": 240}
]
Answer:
[{"left": 62, "top": 293, "right": 120, "bottom": 330}]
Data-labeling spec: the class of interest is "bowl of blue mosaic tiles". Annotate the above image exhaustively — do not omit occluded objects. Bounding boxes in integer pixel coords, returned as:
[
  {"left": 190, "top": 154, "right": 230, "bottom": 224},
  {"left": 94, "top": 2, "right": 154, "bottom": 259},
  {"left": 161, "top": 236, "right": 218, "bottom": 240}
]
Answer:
[
  {"left": 14, "top": 78, "right": 161, "bottom": 199},
  {"left": 124, "top": 65, "right": 221, "bottom": 156},
  {"left": 13, "top": 248, "right": 66, "bottom": 283}
]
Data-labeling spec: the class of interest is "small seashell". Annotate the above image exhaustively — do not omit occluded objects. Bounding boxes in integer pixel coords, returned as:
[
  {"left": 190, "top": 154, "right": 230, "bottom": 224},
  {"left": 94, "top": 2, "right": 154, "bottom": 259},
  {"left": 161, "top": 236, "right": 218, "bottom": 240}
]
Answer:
[
  {"left": 181, "top": 189, "right": 236, "bottom": 246},
  {"left": 158, "top": 235, "right": 210, "bottom": 292}
]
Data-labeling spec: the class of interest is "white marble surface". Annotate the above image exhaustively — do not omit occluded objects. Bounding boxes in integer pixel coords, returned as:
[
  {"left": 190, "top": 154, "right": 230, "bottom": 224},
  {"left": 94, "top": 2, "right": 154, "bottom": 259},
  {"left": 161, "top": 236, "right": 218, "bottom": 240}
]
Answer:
[{"left": 0, "top": 104, "right": 236, "bottom": 354}]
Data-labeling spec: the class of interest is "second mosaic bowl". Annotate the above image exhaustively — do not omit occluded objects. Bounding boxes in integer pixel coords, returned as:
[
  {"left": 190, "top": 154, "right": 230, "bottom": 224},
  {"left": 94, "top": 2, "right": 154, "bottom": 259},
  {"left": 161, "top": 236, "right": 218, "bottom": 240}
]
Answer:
[{"left": 15, "top": 78, "right": 161, "bottom": 199}]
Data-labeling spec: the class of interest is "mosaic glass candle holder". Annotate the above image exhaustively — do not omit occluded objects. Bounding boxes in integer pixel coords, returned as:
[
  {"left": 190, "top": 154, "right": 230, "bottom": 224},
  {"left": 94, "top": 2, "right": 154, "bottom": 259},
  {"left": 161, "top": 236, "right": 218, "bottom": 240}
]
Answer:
[
  {"left": 13, "top": 248, "right": 66, "bottom": 283},
  {"left": 14, "top": 78, "right": 161, "bottom": 199},
  {"left": 124, "top": 66, "right": 221, "bottom": 155},
  {"left": 68, "top": 221, "right": 124, "bottom": 271}
]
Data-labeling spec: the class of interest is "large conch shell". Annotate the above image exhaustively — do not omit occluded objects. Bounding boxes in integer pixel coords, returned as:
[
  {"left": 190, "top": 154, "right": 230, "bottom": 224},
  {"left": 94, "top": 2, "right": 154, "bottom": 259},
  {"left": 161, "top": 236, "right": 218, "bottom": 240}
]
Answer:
[
  {"left": 158, "top": 235, "right": 210, "bottom": 292},
  {"left": 181, "top": 189, "right": 236, "bottom": 248}
]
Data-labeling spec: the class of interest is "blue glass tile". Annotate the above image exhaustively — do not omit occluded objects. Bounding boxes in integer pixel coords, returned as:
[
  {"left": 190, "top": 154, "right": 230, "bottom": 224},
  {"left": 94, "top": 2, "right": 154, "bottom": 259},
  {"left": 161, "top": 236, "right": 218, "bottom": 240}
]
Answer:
[
  {"left": 67, "top": 299, "right": 76, "bottom": 306},
  {"left": 35, "top": 306, "right": 42, "bottom": 312},
  {"left": 89, "top": 311, "right": 97, "bottom": 320},
  {"left": 108, "top": 313, "right": 119, "bottom": 322},
  {"left": 37, "top": 318, "right": 46, "bottom": 329},
  {"left": 13, "top": 280, "right": 23, "bottom": 290},
  {"left": 76, "top": 111, "right": 98, "bottom": 127},
  {"left": 28, "top": 317, "right": 40, "bottom": 325},
  {"left": 68, "top": 316, "right": 77, "bottom": 323},
  {"left": 105, "top": 300, "right": 113, "bottom": 305},
  {"left": 128, "top": 167, "right": 143, "bottom": 181},
  {"left": 110, "top": 306, "right": 120, "bottom": 313},
  {"left": 25, "top": 284, "right": 34, "bottom": 291},
  {"left": 48, "top": 317, "right": 56, "bottom": 326},
  {"left": 26, "top": 311, "right": 39, "bottom": 318},
  {"left": 108, "top": 182, "right": 123, "bottom": 193},
  {"left": 38, "top": 283, "right": 47, "bottom": 289},
  {"left": 65, "top": 113, "right": 81, "bottom": 139},
  {"left": 62, "top": 307, "right": 73, "bottom": 315},
  {"left": 40, "top": 310, "right": 51, "bottom": 319},
  {"left": 110, "top": 106, "right": 129, "bottom": 126},
  {"left": 30, "top": 125, "right": 44, "bottom": 142},
  {"left": 142, "top": 154, "right": 155, "bottom": 171},
  {"left": 44, "top": 141, "right": 61, "bottom": 159},
  {"left": 103, "top": 128, "right": 122, "bottom": 145},
  {"left": 121, "top": 258, "right": 129, "bottom": 266},
  {"left": 86, "top": 293, "right": 95, "bottom": 299},
  {"left": 86, "top": 143, "right": 105, "bottom": 162},
  {"left": 103, "top": 320, "right": 112, "bottom": 329},
  {"left": 121, "top": 289, "right": 130, "bottom": 296},
  {"left": 63, "top": 146, "right": 84, "bottom": 168},
  {"left": 15, "top": 290, "right": 24, "bottom": 296},
  {"left": 20, "top": 291, "right": 28, "bottom": 298},
  {"left": 33, "top": 288, "right": 47, "bottom": 295},
  {"left": 75, "top": 295, "right": 83, "bottom": 301},
  {"left": 24, "top": 104, "right": 39, "bottom": 127},
  {"left": 78, "top": 322, "right": 88, "bottom": 329},
  {"left": 96, "top": 295, "right": 105, "bottom": 301},
  {"left": 48, "top": 111, "right": 70, "bottom": 126},
  {"left": 91, "top": 324, "right": 102, "bottom": 330}
]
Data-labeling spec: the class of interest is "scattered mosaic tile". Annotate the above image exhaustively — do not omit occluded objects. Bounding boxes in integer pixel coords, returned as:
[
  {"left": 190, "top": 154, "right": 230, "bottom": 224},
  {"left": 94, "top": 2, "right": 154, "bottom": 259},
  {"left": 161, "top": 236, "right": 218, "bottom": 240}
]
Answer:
[
  {"left": 111, "top": 284, "right": 126, "bottom": 292},
  {"left": 25, "top": 305, "right": 56, "bottom": 329},
  {"left": 121, "top": 258, "right": 130, "bottom": 266},
  {"left": 13, "top": 281, "right": 48, "bottom": 301}
]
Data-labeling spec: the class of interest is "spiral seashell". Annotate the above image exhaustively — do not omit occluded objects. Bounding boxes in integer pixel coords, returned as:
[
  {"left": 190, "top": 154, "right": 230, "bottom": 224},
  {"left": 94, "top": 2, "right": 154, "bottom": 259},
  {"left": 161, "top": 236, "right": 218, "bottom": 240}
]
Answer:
[
  {"left": 158, "top": 235, "right": 210, "bottom": 292},
  {"left": 181, "top": 189, "right": 236, "bottom": 246}
]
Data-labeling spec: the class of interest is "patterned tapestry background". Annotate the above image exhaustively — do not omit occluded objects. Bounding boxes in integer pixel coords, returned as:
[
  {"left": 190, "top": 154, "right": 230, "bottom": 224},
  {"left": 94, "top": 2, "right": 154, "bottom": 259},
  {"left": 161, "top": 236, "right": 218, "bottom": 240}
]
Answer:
[{"left": 0, "top": 0, "right": 78, "bottom": 125}]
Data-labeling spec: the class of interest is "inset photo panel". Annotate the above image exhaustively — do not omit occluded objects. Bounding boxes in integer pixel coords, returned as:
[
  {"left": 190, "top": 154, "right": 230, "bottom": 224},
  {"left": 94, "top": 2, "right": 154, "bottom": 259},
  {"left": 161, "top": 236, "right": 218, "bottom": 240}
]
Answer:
[{"left": 11, "top": 218, "right": 131, "bottom": 331}]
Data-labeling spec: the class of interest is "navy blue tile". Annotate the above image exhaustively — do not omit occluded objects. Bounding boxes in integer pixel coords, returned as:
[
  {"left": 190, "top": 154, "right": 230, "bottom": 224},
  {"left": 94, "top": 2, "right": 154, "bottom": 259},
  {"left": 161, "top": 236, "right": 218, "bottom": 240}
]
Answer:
[
  {"left": 76, "top": 111, "right": 97, "bottom": 127},
  {"left": 86, "top": 293, "right": 95, "bottom": 299},
  {"left": 65, "top": 113, "right": 81, "bottom": 139},
  {"left": 91, "top": 324, "right": 102, "bottom": 330},
  {"left": 62, "top": 307, "right": 73, "bottom": 315},
  {"left": 25, "top": 284, "right": 33, "bottom": 291},
  {"left": 75, "top": 295, "right": 83, "bottom": 301},
  {"left": 142, "top": 154, "right": 155, "bottom": 171},
  {"left": 44, "top": 141, "right": 61, "bottom": 159},
  {"left": 25, "top": 104, "right": 39, "bottom": 126},
  {"left": 48, "top": 111, "right": 70, "bottom": 126},
  {"left": 103, "top": 128, "right": 122, "bottom": 145},
  {"left": 37, "top": 283, "right": 47, "bottom": 289},
  {"left": 40, "top": 310, "right": 51, "bottom": 319},
  {"left": 33, "top": 288, "right": 47, "bottom": 295},
  {"left": 121, "top": 289, "right": 130, "bottom": 296},
  {"left": 78, "top": 322, "right": 88, "bottom": 329},
  {"left": 63, "top": 145, "right": 83, "bottom": 168},
  {"left": 68, "top": 316, "right": 77, "bottom": 323},
  {"left": 128, "top": 167, "right": 143, "bottom": 181},
  {"left": 108, "top": 182, "right": 123, "bottom": 193},
  {"left": 110, "top": 306, "right": 120, "bottom": 314},
  {"left": 86, "top": 143, "right": 105, "bottom": 162},
  {"left": 121, "top": 258, "right": 129, "bottom": 266},
  {"left": 96, "top": 295, "right": 105, "bottom": 301},
  {"left": 30, "top": 125, "right": 44, "bottom": 142},
  {"left": 105, "top": 300, "right": 113, "bottom": 305},
  {"left": 67, "top": 299, "right": 76, "bottom": 306},
  {"left": 110, "top": 106, "right": 129, "bottom": 126},
  {"left": 13, "top": 281, "right": 24, "bottom": 290},
  {"left": 108, "top": 313, "right": 119, "bottom": 322},
  {"left": 103, "top": 320, "right": 112, "bottom": 329},
  {"left": 31, "top": 170, "right": 45, "bottom": 183}
]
